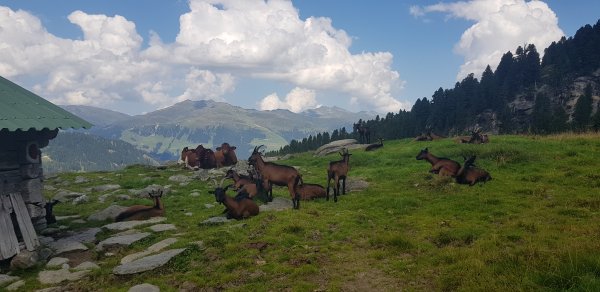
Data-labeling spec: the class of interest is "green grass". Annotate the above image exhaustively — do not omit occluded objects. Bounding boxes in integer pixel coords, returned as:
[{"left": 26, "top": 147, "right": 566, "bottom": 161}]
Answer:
[{"left": 7, "top": 133, "right": 600, "bottom": 291}]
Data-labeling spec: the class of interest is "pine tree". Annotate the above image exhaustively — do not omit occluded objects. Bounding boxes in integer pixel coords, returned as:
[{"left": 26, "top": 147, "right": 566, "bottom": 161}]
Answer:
[{"left": 531, "top": 92, "right": 552, "bottom": 134}]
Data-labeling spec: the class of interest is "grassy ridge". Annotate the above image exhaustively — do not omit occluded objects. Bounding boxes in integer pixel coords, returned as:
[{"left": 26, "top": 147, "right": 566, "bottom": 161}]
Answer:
[{"left": 15, "top": 134, "right": 600, "bottom": 291}]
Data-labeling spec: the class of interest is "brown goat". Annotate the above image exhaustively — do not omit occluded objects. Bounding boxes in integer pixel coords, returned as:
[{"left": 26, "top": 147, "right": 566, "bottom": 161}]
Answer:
[
  {"left": 327, "top": 148, "right": 352, "bottom": 202},
  {"left": 209, "top": 179, "right": 259, "bottom": 220},
  {"left": 225, "top": 169, "right": 263, "bottom": 199},
  {"left": 365, "top": 138, "right": 384, "bottom": 151},
  {"left": 455, "top": 156, "right": 492, "bottom": 186},
  {"left": 415, "top": 148, "right": 461, "bottom": 176},
  {"left": 198, "top": 148, "right": 217, "bottom": 169},
  {"left": 181, "top": 147, "right": 200, "bottom": 169},
  {"left": 248, "top": 145, "right": 302, "bottom": 209},
  {"left": 115, "top": 189, "right": 164, "bottom": 222}
]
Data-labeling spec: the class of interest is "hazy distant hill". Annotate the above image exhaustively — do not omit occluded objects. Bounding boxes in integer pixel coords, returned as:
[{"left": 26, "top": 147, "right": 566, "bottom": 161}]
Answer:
[
  {"left": 43, "top": 132, "right": 159, "bottom": 174},
  {"left": 64, "top": 100, "right": 375, "bottom": 161}
]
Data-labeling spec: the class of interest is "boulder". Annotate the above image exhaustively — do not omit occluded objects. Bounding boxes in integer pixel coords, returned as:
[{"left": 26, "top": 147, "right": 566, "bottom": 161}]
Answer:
[
  {"left": 129, "top": 283, "right": 160, "bottom": 292},
  {"left": 314, "top": 139, "right": 366, "bottom": 156}
]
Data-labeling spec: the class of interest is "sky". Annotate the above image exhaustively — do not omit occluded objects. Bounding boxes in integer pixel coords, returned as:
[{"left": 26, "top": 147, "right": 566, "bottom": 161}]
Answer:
[{"left": 1, "top": 0, "right": 599, "bottom": 116}]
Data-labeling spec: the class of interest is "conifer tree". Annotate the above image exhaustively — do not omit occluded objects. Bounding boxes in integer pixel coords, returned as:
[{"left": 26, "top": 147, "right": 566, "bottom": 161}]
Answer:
[{"left": 572, "top": 84, "right": 593, "bottom": 131}]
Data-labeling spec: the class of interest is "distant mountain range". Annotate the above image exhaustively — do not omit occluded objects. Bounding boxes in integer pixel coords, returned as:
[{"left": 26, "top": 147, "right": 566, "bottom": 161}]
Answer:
[{"left": 58, "top": 100, "right": 375, "bottom": 162}]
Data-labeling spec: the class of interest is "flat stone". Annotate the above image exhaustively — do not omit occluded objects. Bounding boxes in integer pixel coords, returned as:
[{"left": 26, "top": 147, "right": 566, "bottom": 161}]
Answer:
[
  {"left": 55, "top": 215, "right": 80, "bottom": 221},
  {"left": 259, "top": 197, "right": 293, "bottom": 212},
  {"left": 190, "top": 192, "right": 200, "bottom": 197},
  {"left": 113, "top": 248, "right": 186, "bottom": 275},
  {"left": 98, "top": 193, "right": 111, "bottom": 203},
  {"left": 53, "top": 191, "right": 85, "bottom": 202},
  {"left": 74, "top": 176, "right": 89, "bottom": 184},
  {"left": 129, "top": 283, "right": 160, "bottom": 292},
  {"left": 96, "top": 232, "right": 151, "bottom": 251},
  {"left": 120, "top": 238, "right": 178, "bottom": 264},
  {"left": 73, "top": 261, "right": 100, "bottom": 271},
  {"left": 87, "top": 205, "right": 128, "bottom": 221},
  {"left": 91, "top": 184, "right": 121, "bottom": 192},
  {"left": 38, "top": 236, "right": 55, "bottom": 245},
  {"left": 149, "top": 224, "right": 176, "bottom": 232},
  {"left": 62, "top": 228, "right": 101, "bottom": 244},
  {"left": 40, "top": 227, "right": 60, "bottom": 236},
  {"left": 46, "top": 257, "right": 69, "bottom": 268},
  {"left": 38, "top": 268, "right": 89, "bottom": 285},
  {"left": 103, "top": 217, "right": 167, "bottom": 231},
  {"left": 200, "top": 216, "right": 232, "bottom": 225},
  {"left": 35, "top": 287, "right": 63, "bottom": 292},
  {"left": 6, "top": 279, "right": 25, "bottom": 291},
  {"left": 169, "top": 175, "right": 192, "bottom": 183},
  {"left": 347, "top": 178, "right": 369, "bottom": 192},
  {"left": 48, "top": 239, "right": 88, "bottom": 255},
  {"left": 0, "top": 274, "right": 20, "bottom": 286},
  {"left": 71, "top": 219, "right": 87, "bottom": 224},
  {"left": 116, "top": 195, "right": 131, "bottom": 201}
]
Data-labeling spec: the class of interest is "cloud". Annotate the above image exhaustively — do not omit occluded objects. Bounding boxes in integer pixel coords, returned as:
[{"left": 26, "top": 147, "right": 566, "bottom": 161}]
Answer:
[
  {"left": 259, "top": 87, "right": 318, "bottom": 113},
  {"left": 0, "top": 1, "right": 407, "bottom": 114},
  {"left": 411, "top": 0, "right": 564, "bottom": 80}
]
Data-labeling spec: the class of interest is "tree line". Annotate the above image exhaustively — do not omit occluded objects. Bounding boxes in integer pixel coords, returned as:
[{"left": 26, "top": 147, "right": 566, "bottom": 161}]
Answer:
[{"left": 269, "top": 19, "right": 600, "bottom": 156}]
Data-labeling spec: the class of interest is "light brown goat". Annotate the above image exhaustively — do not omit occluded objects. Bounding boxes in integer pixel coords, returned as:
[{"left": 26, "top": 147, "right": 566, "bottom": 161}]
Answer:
[
  {"left": 115, "top": 189, "right": 164, "bottom": 222},
  {"left": 455, "top": 156, "right": 492, "bottom": 186},
  {"left": 225, "top": 169, "right": 262, "bottom": 199},
  {"left": 248, "top": 145, "right": 301, "bottom": 209},
  {"left": 215, "top": 143, "right": 238, "bottom": 168},
  {"left": 327, "top": 148, "right": 352, "bottom": 202},
  {"left": 415, "top": 148, "right": 461, "bottom": 176}
]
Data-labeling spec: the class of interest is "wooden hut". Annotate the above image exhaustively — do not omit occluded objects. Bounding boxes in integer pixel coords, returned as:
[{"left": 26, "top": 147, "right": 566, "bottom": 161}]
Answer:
[{"left": 0, "top": 76, "right": 91, "bottom": 261}]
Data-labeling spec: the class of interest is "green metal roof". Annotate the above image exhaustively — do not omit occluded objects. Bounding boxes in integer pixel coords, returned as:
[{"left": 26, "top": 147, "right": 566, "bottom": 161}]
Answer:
[{"left": 0, "top": 76, "right": 92, "bottom": 131}]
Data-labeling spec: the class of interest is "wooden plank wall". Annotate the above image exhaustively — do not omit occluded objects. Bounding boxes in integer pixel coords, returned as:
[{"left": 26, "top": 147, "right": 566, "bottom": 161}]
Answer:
[
  {"left": 0, "top": 194, "right": 19, "bottom": 260},
  {"left": 9, "top": 192, "right": 39, "bottom": 251}
]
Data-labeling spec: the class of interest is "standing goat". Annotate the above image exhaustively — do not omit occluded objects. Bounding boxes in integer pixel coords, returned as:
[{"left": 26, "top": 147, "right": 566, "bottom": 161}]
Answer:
[
  {"left": 353, "top": 122, "right": 371, "bottom": 144},
  {"left": 115, "top": 189, "right": 164, "bottom": 222},
  {"left": 455, "top": 156, "right": 492, "bottom": 186},
  {"left": 248, "top": 145, "right": 302, "bottom": 209},
  {"left": 209, "top": 178, "right": 259, "bottom": 220},
  {"left": 43, "top": 199, "right": 60, "bottom": 225},
  {"left": 416, "top": 148, "right": 461, "bottom": 176},
  {"left": 327, "top": 148, "right": 352, "bottom": 202},
  {"left": 365, "top": 138, "right": 384, "bottom": 151}
]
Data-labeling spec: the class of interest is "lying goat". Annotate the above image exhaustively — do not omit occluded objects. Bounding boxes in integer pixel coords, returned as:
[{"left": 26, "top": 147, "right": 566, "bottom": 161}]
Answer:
[
  {"left": 365, "top": 138, "right": 384, "bottom": 151},
  {"left": 115, "top": 189, "right": 164, "bottom": 222},
  {"left": 296, "top": 176, "right": 327, "bottom": 200},
  {"left": 225, "top": 168, "right": 263, "bottom": 199},
  {"left": 209, "top": 178, "right": 259, "bottom": 220},
  {"left": 455, "top": 156, "right": 492, "bottom": 186},
  {"left": 416, "top": 148, "right": 460, "bottom": 176}
]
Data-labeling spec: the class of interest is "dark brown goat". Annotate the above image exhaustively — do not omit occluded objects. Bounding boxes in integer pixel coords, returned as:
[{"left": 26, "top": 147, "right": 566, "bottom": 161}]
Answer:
[
  {"left": 248, "top": 145, "right": 301, "bottom": 209},
  {"left": 455, "top": 156, "right": 492, "bottom": 186},
  {"left": 353, "top": 122, "right": 371, "bottom": 144},
  {"left": 415, "top": 148, "right": 461, "bottom": 176},
  {"left": 209, "top": 179, "right": 259, "bottom": 220},
  {"left": 327, "top": 148, "right": 351, "bottom": 202},
  {"left": 44, "top": 199, "right": 60, "bottom": 225},
  {"left": 198, "top": 148, "right": 217, "bottom": 169},
  {"left": 215, "top": 143, "right": 238, "bottom": 168},
  {"left": 115, "top": 189, "right": 164, "bottom": 222},
  {"left": 365, "top": 138, "right": 384, "bottom": 151}
]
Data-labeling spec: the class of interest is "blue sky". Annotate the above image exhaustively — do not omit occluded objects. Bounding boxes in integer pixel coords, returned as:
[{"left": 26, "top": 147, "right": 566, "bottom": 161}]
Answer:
[{"left": 1, "top": 0, "right": 599, "bottom": 116}]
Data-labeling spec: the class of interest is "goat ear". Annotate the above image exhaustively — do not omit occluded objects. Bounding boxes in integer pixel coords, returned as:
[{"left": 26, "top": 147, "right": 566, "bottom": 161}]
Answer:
[{"left": 231, "top": 146, "right": 236, "bottom": 150}]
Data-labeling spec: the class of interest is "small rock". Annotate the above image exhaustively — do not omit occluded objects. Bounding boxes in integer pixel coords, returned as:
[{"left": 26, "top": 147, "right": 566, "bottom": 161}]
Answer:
[
  {"left": 168, "top": 175, "right": 191, "bottom": 183},
  {"left": 200, "top": 216, "right": 232, "bottom": 225},
  {"left": 0, "top": 274, "right": 20, "bottom": 286},
  {"left": 91, "top": 184, "right": 121, "bottom": 192},
  {"left": 71, "top": 219, "right": 87, "bottom": 224},
  {"left": 6, "top": 279, "right": 25, "bottom": 291},
  {"left": 129, "top": 283, "right": 160, "bottom": 292},
  {"left": 149, "top": 224, "right": 176, "bottom": 232},
  {"left": 46, "top": 257, "right": 69, "bottom": 268},
  {"left": 72, "top": 195, "right": 89, "bottom": 205},
  {"left": 259, "top": 197, "right": 293, "bottom": 212},
  {"left": 44, "top": 185, "right": 57, "bottom": 191},
  {"left": 38, "top": 236, "right": 55, "bottom": 245},
  {"left": 73, "top": 261, "right": 100, "bottom": 271},
  {"left": 190, "top": 192, "right": 200, "bottom": 197},
  {"left": 10, "top": 250, "right": 39, "bottom": 270},
  {"left": 74, "top": 176, "right": 89, "bottom": 184},
  {"left": 98, "top": 194, "right": 112, "bottom": 203},
  {"left": 204, "top": 203, "right": 215, "bottom": 208},
  {"left": 184, "top": 212, "right": 193, "bottom": 216},
  {"left": 116, "top": 195, "right": 131, "bottom": 201}
]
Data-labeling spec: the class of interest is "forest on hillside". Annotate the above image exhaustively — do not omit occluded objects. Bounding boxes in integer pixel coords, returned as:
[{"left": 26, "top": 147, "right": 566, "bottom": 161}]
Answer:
[{"left": 269, "top": 19, "right": 600, "bottom": 156}]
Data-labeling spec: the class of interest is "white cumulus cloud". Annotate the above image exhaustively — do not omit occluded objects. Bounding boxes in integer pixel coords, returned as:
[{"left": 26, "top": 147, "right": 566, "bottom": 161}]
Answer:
[
  {"left": 0, "top": 1, "right": 408, "bottom": 113},
  {"left": 259, "top": 87, "right": 319, "bottom": 113},
  {"left": 411, "top": 0, "right": 564, "bottom": 80}
]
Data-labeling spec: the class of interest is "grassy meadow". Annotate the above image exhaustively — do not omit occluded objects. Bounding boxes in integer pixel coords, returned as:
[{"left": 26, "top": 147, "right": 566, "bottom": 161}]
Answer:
[{"left": 8, "top": 134, "right": 600, "bottom": 291}]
